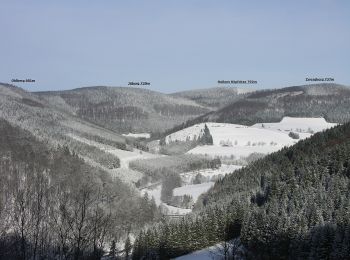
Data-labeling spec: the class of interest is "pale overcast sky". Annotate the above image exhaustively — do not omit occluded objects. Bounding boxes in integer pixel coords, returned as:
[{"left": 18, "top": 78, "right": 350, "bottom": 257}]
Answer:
[{"left": 1, "top": 0, "right": 349, "bottom": 93}]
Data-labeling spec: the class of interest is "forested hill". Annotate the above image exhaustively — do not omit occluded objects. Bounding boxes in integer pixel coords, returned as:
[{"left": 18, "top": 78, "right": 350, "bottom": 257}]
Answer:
[
  {"left": 170, "top": 87, "right": 252, "bottom": 108},
  {"left": 159, "top": 83, "right": 350, "bottom": 138},
  {"left": 0, "top": 119, "right": 158, "bottom": 259},
  {"left": 36, "top": 86, "right": 210, "bottom": 133},
  {"left": 134, "top": 122, "right": 350, "bottom": 259},
  {"left": 207, "top": 83, "right": 350, "bottom": 124}
]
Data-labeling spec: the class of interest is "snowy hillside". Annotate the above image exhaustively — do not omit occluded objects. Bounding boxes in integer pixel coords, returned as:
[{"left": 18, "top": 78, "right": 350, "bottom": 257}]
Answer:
[
  {"left": 180, "top": 164, "right": 242, "bottom": 184},
  {"left": 175, "top": 238, "right": 245, "bottom": 260},
  {"left": 140, "top": 164, "right": 242, "bottom": 214},
  {"left": 173, "top": 182, "right": 214, "bottom": 203},
  {"left": 251, "top": 117, "right": 337, "bottom": 133},
  {"left": 141, "top": 184, "right": 192, "bottom": 215},
  {"left": 67, "top": 134, "right": 160, "bottom": 183},
  {"left": 122, "top": 132, "right": 151, "bottom": 139},
  {"left": 165, "top": 117, "right": 336, "bottom": 159}
]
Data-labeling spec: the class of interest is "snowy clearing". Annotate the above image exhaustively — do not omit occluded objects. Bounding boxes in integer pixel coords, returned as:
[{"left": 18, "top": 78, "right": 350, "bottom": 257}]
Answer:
[
  {"left": 165, "top": 117, "right": 336, "bottom": 159},
  {"left": 180, "top": 164, "right": 242, "bottom": 184},
  {"left": 67, "top": 133, "right": 159, "bottom": 168},
  {"left": 175, "top": 238, "right": 244, "bottom": 260},
  {"left": 122, "top": 132, "right": 151, "bottom": 139},
  {"left": 141, "top": 184, "right": 192, "bottom": 215},
  {"left": 67, "top": 133, "right": 161, "bottom": 183},
  {"left": 173, "top": 182, "right": 214, "bottom": 202},
  {"left": 141, "top": 165, "right": 241, "bottom": 213},
  {"left": 251, "top": 117, "right": 337, "bottom": 133}
]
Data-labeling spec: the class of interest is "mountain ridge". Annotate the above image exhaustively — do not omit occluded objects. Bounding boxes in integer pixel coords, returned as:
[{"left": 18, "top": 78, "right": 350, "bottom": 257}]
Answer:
[{"left": 159, "top": 83, "right": 350, "bottom": 138}]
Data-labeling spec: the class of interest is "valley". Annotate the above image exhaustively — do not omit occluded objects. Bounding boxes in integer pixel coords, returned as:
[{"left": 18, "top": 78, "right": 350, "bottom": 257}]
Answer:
[
  {"left": 2, "top": 1, "right": 349, "bottom": 258},
  {"left": 0, "top": 82, "right": 349, "bottom": 259}
]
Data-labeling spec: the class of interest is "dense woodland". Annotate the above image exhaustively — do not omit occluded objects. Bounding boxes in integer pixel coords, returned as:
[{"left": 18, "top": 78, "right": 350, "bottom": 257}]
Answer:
[
  {"left": 36, "top": 87, "right": 209, "bottom": 133},
  {"left": 171, "top": 87, "right": 244, "bottom": 108},
  {"left": 0, "top": 120, "right": 159, "bottom": 260},
  {"left": 134, "top": 122, "right": 350, "bottom": 259}
]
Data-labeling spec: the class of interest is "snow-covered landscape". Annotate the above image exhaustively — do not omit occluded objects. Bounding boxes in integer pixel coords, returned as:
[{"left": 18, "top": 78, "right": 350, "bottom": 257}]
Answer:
[
  {"left": 2, "top": 0, "right": 349, "bottom": 257},
  {"left": 67, "top": 133, "right": 161, "bottom": 183},
  {"left": 175, "top": 239, "right": 245, "bottom": 260},
  {"left": 164, "top": 117, "right": 336, "bottom": 160},
  {"left": 251, "top": 117, "right": 338, "bottom": 133},
  {"left": 68, "top": 118, "right": 337, "bottom": 217}
]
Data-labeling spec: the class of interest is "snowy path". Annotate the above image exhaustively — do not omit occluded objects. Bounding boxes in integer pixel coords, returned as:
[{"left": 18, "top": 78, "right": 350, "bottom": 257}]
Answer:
[
  {"left": 67, "top": 133, "right": 162, "bottom": 182},
  {"left": 67, "top": 133, "right": 160, "bottom": 169},
  {"left": 141, "top": 164, "right": 242, "bottom": 215}
]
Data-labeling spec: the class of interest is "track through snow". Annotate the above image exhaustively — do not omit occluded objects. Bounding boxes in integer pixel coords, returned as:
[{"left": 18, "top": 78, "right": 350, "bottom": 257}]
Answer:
[{"left": 67, "top": 134, "right": 161, "bottom": 182}]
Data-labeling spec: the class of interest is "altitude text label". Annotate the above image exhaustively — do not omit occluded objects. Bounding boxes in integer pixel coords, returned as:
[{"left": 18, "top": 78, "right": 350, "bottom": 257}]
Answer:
[
  {"left": 218, "top": 80, "right": 257, "bottom": 84},
  {"left": 305, "top": 78, "right": 334, "bottom": 82},
  {"left": 11, "top": 78, "right": 35, "bottom": 83},
  {"left": 128, "top": 81, "right": 151, "bottom": 86}
]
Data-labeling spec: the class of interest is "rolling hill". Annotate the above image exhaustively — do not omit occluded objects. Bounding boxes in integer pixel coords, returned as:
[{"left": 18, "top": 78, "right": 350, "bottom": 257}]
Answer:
[
  {"left": 171, "top": 86, "right": 254, "bottom": 108},
  {"left": 161, "top": 83, "right": 350, "bottom": 137},
  {"left": 0, "top": 83, "right": 144, "bottom": 183},
  {"left": 36, "top": 86, "right": 211, "bottom": 133}
]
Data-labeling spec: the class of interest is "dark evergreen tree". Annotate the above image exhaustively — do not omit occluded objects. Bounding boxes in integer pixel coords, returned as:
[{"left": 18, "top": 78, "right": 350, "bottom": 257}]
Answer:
[
  {"left": 125, "top": 235, "right": 132, "bottom": 259},
  {"left": 199, "top": 124, "right": 213, "bottom": 145}
]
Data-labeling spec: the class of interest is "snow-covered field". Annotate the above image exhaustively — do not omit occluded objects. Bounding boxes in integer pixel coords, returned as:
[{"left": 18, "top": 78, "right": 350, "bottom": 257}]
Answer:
[
  {"left": 175, "top": 238, "right": 244, "bottom": 260},
  {"left": 141, "top": 184, "right": 192, "bottom": 215},
  {"left": 165, "top": 117, "right": 336, "bottom": 159},
  {"left": 174, "top": 244, "right": 220, "bottom": 260},
  {"left": 141, "top": 164, "right": 242, "bottom": 214},
  {"left": 251, "top": 117, "right": 337, "bottom": 133},
  {"left": 122, "top": 132, "right": 151, "bottom": 139},
  {"left": 68, "top": 133, "right": 159, "bottom": 167},
  {"left": 173, "top": 182, "right": 214, "bottom": 203},
  {"left": 180, "top": 164, "right": 242, "bottom": 184}
]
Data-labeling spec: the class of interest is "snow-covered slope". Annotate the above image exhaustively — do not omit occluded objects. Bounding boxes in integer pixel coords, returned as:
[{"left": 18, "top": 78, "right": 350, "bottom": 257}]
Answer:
[
  {"left": 68, "top": 134, "right": 161, "bottom": 182},
  {"left": 122, "top": 133, "right": 151, "bottom": 139},
  {"left": 141, "top": 184, "right": 192, "bottom": 215},
  {"left": 175, "top": 238, "right": 245, "bottom": 260},
  {"left": 180, "top": 164, "right": 243, "bottom": 184},
  {"left": 166, "top": 122, "right": 291, "bottom": 146},
  {"left": 173, "top": 182, "right": 214, "bottom": 203},
  {"left": 141, "top": 164, "right": 242, "bottom": 214},
  {"left": 166, "top": 117, "right": 336, "bottom": 159},
  {"left": 251, "top": 117, "right": 337, "bottom": 133}
]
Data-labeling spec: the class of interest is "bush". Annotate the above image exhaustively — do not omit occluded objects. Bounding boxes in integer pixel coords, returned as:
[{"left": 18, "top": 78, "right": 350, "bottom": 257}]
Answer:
[{"left": 288, "top": 131, "right": 300, "bottom": 139}]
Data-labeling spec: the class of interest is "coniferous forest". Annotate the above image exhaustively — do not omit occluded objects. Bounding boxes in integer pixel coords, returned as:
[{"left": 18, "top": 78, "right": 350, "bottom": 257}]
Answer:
[{"left": 133, "top": 122, "right": 350, "bottom": 259}]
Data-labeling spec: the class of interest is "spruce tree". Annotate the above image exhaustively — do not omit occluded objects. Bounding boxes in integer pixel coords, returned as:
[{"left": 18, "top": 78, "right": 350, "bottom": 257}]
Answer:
[
  {"left": 199, "top": 124, "right": 213, "bottom": 145},
  {"left": 125, "top": 235, "right": 132, "bottom": 259}
]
